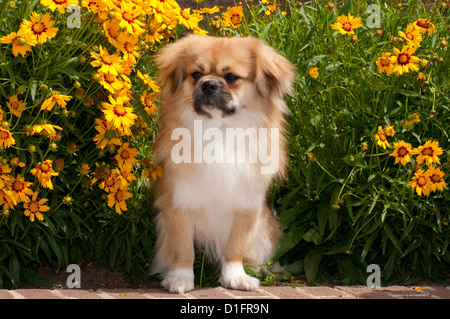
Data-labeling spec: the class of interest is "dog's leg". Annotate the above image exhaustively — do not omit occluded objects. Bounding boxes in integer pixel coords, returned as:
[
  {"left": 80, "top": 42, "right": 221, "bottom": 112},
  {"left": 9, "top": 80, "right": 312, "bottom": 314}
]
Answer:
[
  {"left": 220, "top": 212, "right": 260, "bottom": 291},
  {"left": 153, "top": 208, "right": 195, "bottom": 294}
]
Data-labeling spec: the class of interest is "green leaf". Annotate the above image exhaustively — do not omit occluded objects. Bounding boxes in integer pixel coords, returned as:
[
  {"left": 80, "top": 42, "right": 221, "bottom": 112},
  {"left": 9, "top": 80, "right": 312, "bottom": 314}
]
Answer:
[
  {"left": 304, "top": 248, "right": 323, "bottom": 284},
  {"left": 272, "top": 226, "right": 307, "bottom": 261},
  {"left": 401, "top": 238, "right": 423, "bottom": 258},
  {"left": 284, "top": 260, "right": 304, "bottom": 275},
  {"left": 302, "top": 227, "right": 322, "bottom": 245},
  {"left": 384, "top": 224, "right": 403, "bottom": 254},
  {"left": 9, "top": 253, "right": 20, "bottom": 288},
  {"left": 336, "top": 258, "right": 355, "bottom": 285},
  {"left": 21, "top": 268, "right": 51, "bottom": 288},
  {"left": 260, "top": 22, "right": 273, "bottom": 41},
  {"left": 361, "top": 232, "right": 378, "bottom": 262},
  {"left": 317, "top": 200, "right": 329, "bottom": 236}
]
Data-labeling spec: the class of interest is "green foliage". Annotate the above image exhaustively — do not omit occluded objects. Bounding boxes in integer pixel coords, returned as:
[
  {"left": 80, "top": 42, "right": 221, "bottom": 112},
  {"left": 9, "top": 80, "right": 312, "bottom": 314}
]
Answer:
[{"left": 233, "top": 0, "right": 449, "bottom": 284}]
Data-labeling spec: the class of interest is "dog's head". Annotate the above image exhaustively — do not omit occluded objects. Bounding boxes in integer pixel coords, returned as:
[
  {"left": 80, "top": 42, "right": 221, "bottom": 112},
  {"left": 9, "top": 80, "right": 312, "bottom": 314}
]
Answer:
[{"left": 155, "top": 34, "right": 295, "bottom": 120}]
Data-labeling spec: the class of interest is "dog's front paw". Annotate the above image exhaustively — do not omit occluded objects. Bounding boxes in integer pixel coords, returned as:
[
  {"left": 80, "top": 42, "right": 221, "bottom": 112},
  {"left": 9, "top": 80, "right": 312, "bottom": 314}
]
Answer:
[
  {"left": 220, "top": 263, "right": 260, "bottom": 291},
  {"left": 162, "top": 269, "right": 195, "bottom": 294}
]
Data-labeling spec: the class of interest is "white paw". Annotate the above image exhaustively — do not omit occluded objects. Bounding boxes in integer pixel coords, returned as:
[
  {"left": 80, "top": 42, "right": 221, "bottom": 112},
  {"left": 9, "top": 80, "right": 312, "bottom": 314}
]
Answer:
[
  {"left": 161, "top": 269, "right": 195, "bottom": 294},
  {"left": 220, "top": 263, "right": 260, "bottom": 291}
]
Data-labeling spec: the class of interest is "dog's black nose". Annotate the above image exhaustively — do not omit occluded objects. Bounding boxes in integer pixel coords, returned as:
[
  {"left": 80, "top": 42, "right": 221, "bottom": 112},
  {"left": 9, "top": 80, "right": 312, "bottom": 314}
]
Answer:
[{"left": 201, "top": 80, "right": 219, "bottom": 96}]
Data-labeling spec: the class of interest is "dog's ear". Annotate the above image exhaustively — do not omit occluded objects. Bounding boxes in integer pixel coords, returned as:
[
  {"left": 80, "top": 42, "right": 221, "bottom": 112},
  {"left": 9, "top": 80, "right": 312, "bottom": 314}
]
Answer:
[
  {"left": 154, "top": 36, "right": 190, "bottom": 98},
  {"left": 251, "top": 38, "right": 295, "bottom": 101}
]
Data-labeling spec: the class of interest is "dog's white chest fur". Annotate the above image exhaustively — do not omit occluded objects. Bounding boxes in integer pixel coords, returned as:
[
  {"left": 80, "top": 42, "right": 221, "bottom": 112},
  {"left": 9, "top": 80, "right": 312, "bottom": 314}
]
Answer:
[
  {"left": 171, "top": 111, "right": 270, "bottom": 216},
  {"left": 172, "top": 163, "right": 265, "bottom": 214}
]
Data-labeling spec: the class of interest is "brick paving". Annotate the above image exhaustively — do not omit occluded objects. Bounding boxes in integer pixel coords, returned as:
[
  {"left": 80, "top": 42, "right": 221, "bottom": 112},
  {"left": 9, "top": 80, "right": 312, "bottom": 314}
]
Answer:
[{"left": 1, "top": 285, "right": 449, "bottom": 299}]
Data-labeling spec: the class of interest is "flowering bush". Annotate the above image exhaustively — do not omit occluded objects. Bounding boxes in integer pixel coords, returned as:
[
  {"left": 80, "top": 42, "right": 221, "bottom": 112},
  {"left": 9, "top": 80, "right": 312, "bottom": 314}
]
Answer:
[
  {"left": 235, "top": 0, "right": 449, "bottom": 284},
  {"left": 0, "top": 0, "right": 207, "bottom": 287},
  {"left": 0, "top": 0, "right": 448, "bottom": 287}
]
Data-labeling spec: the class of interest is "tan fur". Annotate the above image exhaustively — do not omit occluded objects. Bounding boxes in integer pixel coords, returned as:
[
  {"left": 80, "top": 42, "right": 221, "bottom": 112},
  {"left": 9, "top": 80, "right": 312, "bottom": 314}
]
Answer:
[{"left": 150, "top": 34, "right": 295, "bottom": 293}]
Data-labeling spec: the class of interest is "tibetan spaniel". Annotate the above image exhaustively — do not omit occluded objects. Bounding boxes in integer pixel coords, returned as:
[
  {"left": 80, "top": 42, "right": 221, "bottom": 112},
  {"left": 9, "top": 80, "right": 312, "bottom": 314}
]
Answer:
[{"left": 150, "top": 34, "right": 295, "bottom": 293}]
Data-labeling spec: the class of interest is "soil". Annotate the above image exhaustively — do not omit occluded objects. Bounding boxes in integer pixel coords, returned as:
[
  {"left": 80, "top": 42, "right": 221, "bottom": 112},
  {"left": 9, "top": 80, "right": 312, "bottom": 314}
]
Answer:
[{"left": 22, "top": 264, "right": 162, "bottom": 290}]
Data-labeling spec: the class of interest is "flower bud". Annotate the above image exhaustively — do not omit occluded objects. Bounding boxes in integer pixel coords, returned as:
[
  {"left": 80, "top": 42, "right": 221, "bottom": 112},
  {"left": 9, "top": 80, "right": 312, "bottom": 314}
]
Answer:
[
  {"left": 67, "top": 142, "right": 77, "bottom": 154},
  {"left": 53, "top": 159, "right": 65, "bottom": 171}
]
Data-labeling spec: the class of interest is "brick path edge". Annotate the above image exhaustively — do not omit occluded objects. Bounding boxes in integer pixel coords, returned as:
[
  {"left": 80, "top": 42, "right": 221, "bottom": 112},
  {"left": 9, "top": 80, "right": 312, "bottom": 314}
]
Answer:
[{"left": 1, "top": 285, "right": 449, "bottom": 299}]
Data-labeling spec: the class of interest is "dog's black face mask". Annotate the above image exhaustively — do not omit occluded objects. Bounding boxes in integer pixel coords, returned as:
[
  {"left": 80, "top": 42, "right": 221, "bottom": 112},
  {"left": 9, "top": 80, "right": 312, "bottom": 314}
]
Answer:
[{"left": 193, "top": 78, "right": 236, "bottom": 118}]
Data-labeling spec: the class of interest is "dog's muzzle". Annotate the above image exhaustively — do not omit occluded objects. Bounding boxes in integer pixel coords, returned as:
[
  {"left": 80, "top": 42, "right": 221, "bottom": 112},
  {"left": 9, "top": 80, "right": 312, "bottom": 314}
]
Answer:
[{"left": 193, "top": 79, "right": 236, "bottom": 117}]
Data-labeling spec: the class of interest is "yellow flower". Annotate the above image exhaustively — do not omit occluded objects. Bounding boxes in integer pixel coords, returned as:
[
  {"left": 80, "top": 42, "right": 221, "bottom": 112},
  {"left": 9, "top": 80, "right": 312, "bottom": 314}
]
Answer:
[
  {"left": 150, "top": 0, "right": 180, "bottom": 14},
  {"left": 0, "top": 188, "right": 17, "bottom": 210},
  {"left": 137, "top": 70, "right": 160, "bottom": 92},
  {"left": 82, "top": 0, "right": 107, "bottom": 15},
  {"left": 140, "top": 91, "right": 158, "bottom": 115},
  {"left": 115, "top": 142, "right": 139, "bottom": 170},
  {"left": 99, "top": 171, "right": 120, "bottom": 192},
  {"left": 376, "top": 52, "right": 394, "bottom": 74},
  {"left": 410, "top": 113, "right": 420, "bottom": 125},
  {"left": 374, "top": 126, "right": 390, "bottom": 149},
  {"left": 107, "top": 186, "right": 132, "bottom": 215},
  {"left": 390, "top": 45, "right": 420, "bottom": 75},
  {"left": 194, "top": 6, "right": 220, "bottom": 15},
  {"left": 41, "top": 0, "right": 79, "bottom": 14},
  {"left": 179, "top": 8, "right": 202, "bottom": 30},
  {"left": 97, "top": 70, "right": 124, "bottom": 93},
  {"left": 103, "top": 19, "right": 121, "bottom": 48},
  {"left": 102, "top": 95, "right": 138, "bottom": 135},
  {"left": 426, "top": 166, "right": 446, "bottom": 193},
  {"left": 115, "top": 0, "right": 145, "bottom": 34},
  {"left": 10, "top": 157, "right": 25, "bottom": 167},
  {"left": 90, "top": 45, "right": 124, "bottom": 76},
  {"left": 41, "top": 93, "right": 72, "bottom": 111},
  {"left": 30, "top": 160, "right": 59, "bottom": 190},
  {"left": 117, "top": 33, "right": 140, "bottom": 64},
  {"left": 0, "top": 128, "right": 15, "bottom": 149},
  {"left": 28, "top": 123, "right": 63, "bottom": 139},
  {"left": 144, "top": 20, "right": 165, "bottom": 43},
  {"left": 265, "top": 4, "right": 277, "bottom": 15},
  {"left": 8, "top": 175, "right": 33, "bottom": 204},
  {"left": 420, "top": 59, "right": 429, "bottom": 67},
  {"left": 6, "top": 95, "right": 26, "bottom": 117},
  {"left": 23, "top": 191, "right": 50, "bottom": 222},
  {"left": 143, "top": 165, "right": 163, "bottom": 181},
  {"left": 308, "top": 67, "right": 319, "bottom": 79},
  {"left": 409, "top": 169, "right": 431, "bottom": 196},
  {"left": 411, "top": 140, "right": 443, "bottom": 167},
  {"left": 402, "top": 112, "right": 421, "bottom": 128},
  {"left": 93, "top": 118, "right": 122, "bottom": 149},
  {"left": 416, "top": 72, "right": 427, "bottom": 81},
  {"left": 0, "top": 162, "right": 12, "bottom": 186},
  {"left": 21, "top": 12, "right": 58, "bottom": 44},
  {"left": 389, "top": 141, "right": 412, "bottom": 166},
  {"left": 0, "top": 28, "right": 37, "bottom": 57},
  {"left": 331, "top": 13, "right": 362, "bottom": 36},
  {"left": 115, "top": 167, "right": 135, "bottom": 188},
  {"left": 413, "top": 19, "right": 435, "bottom": 36},
  {"left": 398, "top": 23, "right": 423, "bottom": 47},
  {"left": 384, "top": 125, "right": 395, "bottom": 137},
  {"left": 222, "top": 6, "right": 244, "bottom": 29}
]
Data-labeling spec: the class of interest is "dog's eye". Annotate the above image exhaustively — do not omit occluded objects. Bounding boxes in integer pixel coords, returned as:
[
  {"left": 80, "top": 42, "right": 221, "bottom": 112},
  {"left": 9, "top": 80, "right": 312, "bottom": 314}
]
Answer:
[
  {"left": 191, "top": 72, "right": 202, "bottom": 81},
  {"left": 224, "top": 73, "right": 239, "bottom": 84}
]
